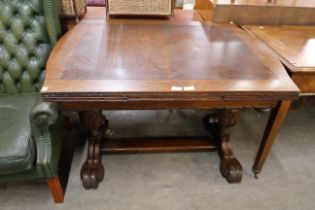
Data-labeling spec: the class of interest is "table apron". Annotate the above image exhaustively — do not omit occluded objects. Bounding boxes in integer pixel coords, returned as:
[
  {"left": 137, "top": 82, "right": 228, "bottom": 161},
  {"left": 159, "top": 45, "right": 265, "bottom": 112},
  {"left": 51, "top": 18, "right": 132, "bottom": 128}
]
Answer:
[
  {"left": 290, "top": 73, "right": 315, "bottom": 95},
  {"left": 44, "top": 99, "right": 279, "bottom": 110}
]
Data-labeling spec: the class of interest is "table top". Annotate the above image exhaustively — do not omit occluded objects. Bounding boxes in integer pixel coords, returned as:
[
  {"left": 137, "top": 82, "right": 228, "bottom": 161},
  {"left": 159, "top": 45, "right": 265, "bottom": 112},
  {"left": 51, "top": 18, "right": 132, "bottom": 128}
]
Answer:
[
  {"left": 244, "top": 25, "right": 315, "bottom": 73},
  {"left": 42, "top": 19, "right": 298, "bottom": 102}
]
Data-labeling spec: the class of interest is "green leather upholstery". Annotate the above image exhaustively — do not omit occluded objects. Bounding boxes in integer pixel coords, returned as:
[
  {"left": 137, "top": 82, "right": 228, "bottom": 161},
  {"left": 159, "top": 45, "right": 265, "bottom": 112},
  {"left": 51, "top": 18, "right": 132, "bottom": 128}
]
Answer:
[
  {"left": 0, "top": 0, "right": 63, "bottom": 181},
  {"left": 0, "top": 0, "right": 61, "bottom": 94},
  {"left": 0, "top": 94, "right": 38, "bottom": 174}
]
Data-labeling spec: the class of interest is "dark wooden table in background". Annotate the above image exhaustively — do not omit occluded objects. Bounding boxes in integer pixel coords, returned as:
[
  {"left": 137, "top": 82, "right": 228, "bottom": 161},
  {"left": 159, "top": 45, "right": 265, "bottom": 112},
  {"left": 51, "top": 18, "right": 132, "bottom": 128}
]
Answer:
[
  {"left": 42, "top": 18, "right": 299, "bottom": 188},
  {"left": 244, "top": 25, "right": 315, "bottom": 98}
]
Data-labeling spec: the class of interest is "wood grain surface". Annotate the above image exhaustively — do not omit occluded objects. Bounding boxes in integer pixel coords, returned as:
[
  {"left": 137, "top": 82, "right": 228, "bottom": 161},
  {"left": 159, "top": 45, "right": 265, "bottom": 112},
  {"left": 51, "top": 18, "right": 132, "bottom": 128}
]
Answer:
[{"left": 42, "top": 19, "right": 298, "bottom": 104}]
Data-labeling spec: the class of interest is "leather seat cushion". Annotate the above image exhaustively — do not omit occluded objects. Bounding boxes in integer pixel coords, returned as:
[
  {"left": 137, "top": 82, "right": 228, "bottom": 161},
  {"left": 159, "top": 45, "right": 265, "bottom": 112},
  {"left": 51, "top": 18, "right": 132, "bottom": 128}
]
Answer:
[{"left": 0, "top": 93, "right": 39, "bottom": 174}]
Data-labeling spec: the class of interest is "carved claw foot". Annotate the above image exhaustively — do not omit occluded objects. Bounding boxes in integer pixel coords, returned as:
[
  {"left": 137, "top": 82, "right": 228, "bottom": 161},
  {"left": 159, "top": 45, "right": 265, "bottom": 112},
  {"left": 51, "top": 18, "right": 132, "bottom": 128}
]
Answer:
[
  {"left": 81, "top": 162, "right": 104, "bottom": 189},
  {"left": 80, "top": 111, "right": 107, "bottom": 189},
  {"left": 220, "top": 158, "right": 242, "bottom": 183},
  {"left": 205, "top": 110, "right": 243, "bottom": 183}
]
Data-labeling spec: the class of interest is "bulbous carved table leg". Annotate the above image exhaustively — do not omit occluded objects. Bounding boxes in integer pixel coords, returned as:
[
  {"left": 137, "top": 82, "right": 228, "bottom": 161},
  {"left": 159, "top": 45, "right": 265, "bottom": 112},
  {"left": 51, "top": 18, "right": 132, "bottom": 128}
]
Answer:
[
  {"left": 205, "top": 110, "right": 243, "bottom": 183},
  {"left": 80, "top": 111, "right": 108, "bottom": 189}
]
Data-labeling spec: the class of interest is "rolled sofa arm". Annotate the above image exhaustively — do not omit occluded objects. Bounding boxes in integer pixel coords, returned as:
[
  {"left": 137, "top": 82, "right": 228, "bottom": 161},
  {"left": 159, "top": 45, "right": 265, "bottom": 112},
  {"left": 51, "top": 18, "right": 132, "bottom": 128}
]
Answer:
[
  {"left": 30, "top": 102, "right": 60, "bottom": 177},
  {"left": 30, "top": 102, "right": 58, "bottom": 126}
]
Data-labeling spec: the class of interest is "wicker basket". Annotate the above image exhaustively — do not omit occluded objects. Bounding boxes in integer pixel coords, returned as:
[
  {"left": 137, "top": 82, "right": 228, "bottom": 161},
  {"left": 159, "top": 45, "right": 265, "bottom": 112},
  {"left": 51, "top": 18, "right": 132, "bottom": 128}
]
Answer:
[
  {"left": 59, "top": 0, "right": 87, "bottom": 22},
  {"left": 106, "top": 0, "right": 174, "bottom": 17}
]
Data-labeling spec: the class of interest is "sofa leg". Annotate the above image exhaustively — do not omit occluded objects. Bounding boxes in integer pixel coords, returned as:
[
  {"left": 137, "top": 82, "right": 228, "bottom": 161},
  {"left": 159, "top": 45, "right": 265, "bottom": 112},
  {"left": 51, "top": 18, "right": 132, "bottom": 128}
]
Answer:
[{"left": 47, "top": 176, "right": 64, "bottom": 203}]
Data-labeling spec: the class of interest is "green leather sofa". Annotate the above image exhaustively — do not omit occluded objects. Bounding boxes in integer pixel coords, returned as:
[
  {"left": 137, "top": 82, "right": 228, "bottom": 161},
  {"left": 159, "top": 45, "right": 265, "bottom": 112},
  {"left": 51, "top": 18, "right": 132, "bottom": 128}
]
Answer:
[{"left": 0, "top": 0, "right": 64, "bottom": 203}]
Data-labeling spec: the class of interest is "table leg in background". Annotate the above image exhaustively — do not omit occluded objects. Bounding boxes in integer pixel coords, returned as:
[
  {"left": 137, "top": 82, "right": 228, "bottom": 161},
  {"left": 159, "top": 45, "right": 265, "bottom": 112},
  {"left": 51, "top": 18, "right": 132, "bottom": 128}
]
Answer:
[{"left": 253, "top": 100, "right": 292, "bottom": 177}]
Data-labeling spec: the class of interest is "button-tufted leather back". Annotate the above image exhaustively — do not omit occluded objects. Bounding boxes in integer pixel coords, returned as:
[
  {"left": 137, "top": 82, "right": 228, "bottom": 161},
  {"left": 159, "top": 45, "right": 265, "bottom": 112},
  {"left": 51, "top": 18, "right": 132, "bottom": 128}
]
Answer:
[{"left": 0, "top": 0, "right": 61, "bottom": 94}]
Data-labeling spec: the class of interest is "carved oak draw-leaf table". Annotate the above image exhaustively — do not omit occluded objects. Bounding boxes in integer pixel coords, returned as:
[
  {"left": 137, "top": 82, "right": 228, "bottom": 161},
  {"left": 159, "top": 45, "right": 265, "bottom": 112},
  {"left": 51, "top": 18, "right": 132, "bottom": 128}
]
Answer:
[{"left": 41, "top": 19, "right": 299, "bottom": 188}]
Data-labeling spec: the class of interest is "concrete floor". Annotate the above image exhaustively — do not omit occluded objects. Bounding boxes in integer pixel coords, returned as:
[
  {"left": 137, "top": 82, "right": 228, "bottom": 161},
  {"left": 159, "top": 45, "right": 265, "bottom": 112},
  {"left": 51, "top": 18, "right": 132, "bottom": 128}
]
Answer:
[{"left": 0, "top": 105, "right": 315, "bottom": 210}]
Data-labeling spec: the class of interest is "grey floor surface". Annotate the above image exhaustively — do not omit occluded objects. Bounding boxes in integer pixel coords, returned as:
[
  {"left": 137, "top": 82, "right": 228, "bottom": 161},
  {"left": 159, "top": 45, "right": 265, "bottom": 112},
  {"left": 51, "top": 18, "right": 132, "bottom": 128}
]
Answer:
[{"left": 0, "top": 105, "right": 315, "bottom": 210}]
